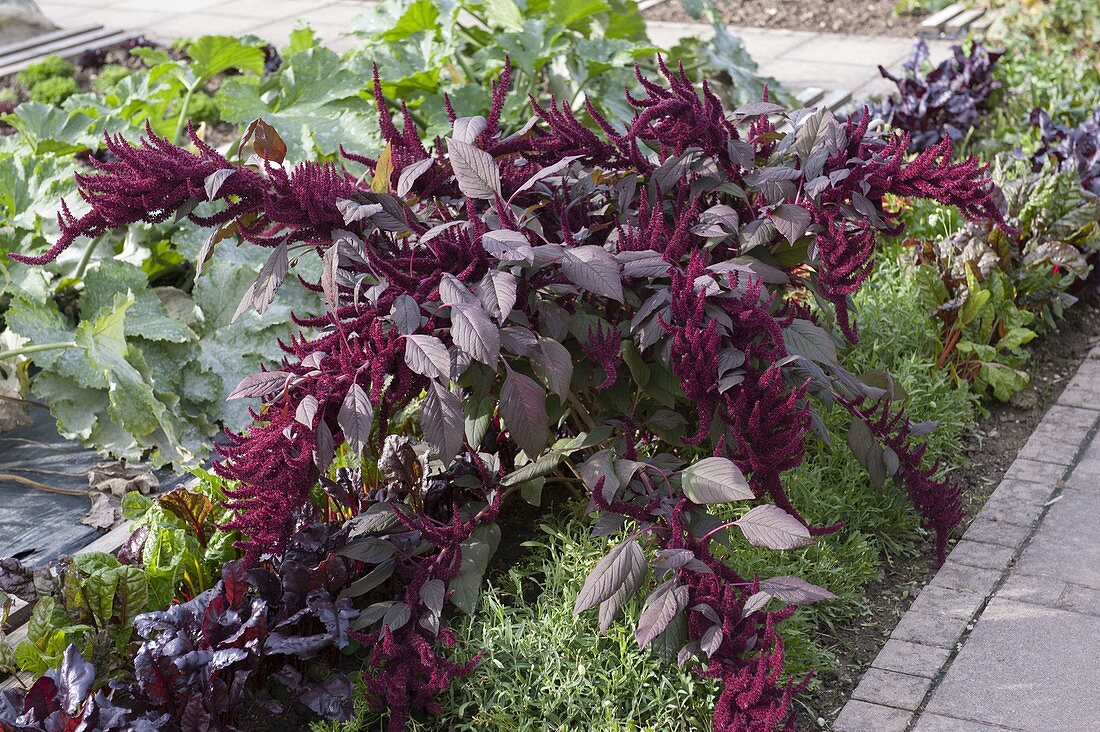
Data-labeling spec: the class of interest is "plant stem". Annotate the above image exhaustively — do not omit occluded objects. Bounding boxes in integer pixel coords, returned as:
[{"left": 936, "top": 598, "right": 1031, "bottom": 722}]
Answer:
[
  {"left": 173, "top": 83, "right": 199, "bottom": 144},
  {"left": 0, "top": 341, "right": 80, "bottom": 361},
  {"left": 0, "top": 394, "right": 50, "bottom": 411},
  {"left": 73, "top": 236, "right": 103, "bottom": 279},
  {"left": 567, "top": 389, "right": 597, "bottom": 431},
  {"left": 0, "top": 472, "right": 85, "bottom": 496}
]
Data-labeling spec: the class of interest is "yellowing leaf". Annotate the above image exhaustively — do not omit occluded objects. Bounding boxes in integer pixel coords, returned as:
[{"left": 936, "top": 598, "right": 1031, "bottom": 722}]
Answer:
[{"left": 371, "top": 142, "right": 394, "bottom": 193}]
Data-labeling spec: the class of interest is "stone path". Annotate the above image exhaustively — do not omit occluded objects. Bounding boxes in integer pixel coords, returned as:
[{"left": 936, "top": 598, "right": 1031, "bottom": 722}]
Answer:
[
  {"left": 835, "top": 347, "right": 1100, "bottom": 732},
  {"left": 28, "top": 1, "right": 951, "bottom": 105},
  {"left": 647, "top": 21, "right": 953, "bottom": 101}
]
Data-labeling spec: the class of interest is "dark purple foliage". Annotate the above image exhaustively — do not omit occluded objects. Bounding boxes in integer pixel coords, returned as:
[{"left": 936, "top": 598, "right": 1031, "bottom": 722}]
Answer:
[
  {"left": 16, "top": 57, "right": 1010, "bottom": 731},
  {"left": 1031, "top": 103, "right": 1100, "bottom": 195},
  {"left": 876, "top": 40, "right": 1004, "bottom": 153},
  {"left": 0, "top": 645, "right": 134, "bottom": 732},
  {"left": 0, "top": 533, "right": 361, "bottom": 732}
]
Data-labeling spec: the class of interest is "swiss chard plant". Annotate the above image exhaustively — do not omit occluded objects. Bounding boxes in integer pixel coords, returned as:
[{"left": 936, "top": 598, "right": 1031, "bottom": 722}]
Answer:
[
  {"left": 909, "top": 157, "right": 1099, "bottom": 400},
  {"left": 875, "top": 39, "right": 1003, "bottom": 153},
  {"left": 0, "top": 473, "right": 236, "bottom": 678},
  {"left": 0, "top": 551, "right": 361, "bottom": 731},
  {"left": 13, "top": 59, "right": 1006, "bottom": 730}
]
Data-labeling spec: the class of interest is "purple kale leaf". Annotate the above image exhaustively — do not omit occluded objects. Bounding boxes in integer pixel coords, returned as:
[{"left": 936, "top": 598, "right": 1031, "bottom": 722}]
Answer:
[
  {"left": 876, "top": 40, "right": 1004, "bottom": 152},
  {"left": 1031, "top": 103, "right": 1100, "bottom": 195}
]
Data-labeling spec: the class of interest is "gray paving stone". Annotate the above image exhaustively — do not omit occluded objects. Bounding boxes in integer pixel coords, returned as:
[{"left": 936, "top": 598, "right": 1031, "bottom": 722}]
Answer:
[
  {"left": 925, "top": 598, "right": 1100, "bottom": 731},
  {"left": 913, "top": 714, "right": 1026, "bottom": 731},
  {"left": 1057, "top": 583, "right": 1100, "bottom": 617},
  {"left": 927, "top": 562, "right": 1001, "bottom": 596},
  {"left": 1067, "top": 454, "right": 1100, "bottom": 490},
  {"left": 908, "top": 584, "right": 986, "bottom": 620},
  {"left": 961, "top": 514, "right": 1031, "bottom": 547},
  {"left": 986, "top": 477, "right": 1056, "bottom": 505},
  {"left": 870, "top": 639, "right": 951, "bottom": 678},
  {"left": 1066, "top": 435, "right": 1100, "bottom": 490},
  {"left": 890, "top": 609, "right": 968, "bottom": 649},
  {"left": 996, "top": 573, "right": 1065, "bottom": 607},
  {"left": 645, "top": 21, "right": 815, "bottom": 61},
  {"left": 1014, "top": 488, "right": 1100, "bottom": 590},
  {"left": 1000, "top": 458, "right": 1066, "bottom": 485},
  {"left": 1015, "top": 405, "right": 1097, "bottom": 467},
  {"left": 1055, "top": 356, "right": 1100, "bottom": 410},
  {"left": 851, "top": 667, "right": 930, "bottom": 710},
  {"left": 972, "top": 489, "right": 1046, "bottom": 528},
  {"left": 945, "top": 540, "right": 1015, "bottom": 572},
  {"left": 832, "top": 699, "right": 911, "bottom": 732},
  {"left": 782, "top": 34, "right": 914, "bottom": 65}
]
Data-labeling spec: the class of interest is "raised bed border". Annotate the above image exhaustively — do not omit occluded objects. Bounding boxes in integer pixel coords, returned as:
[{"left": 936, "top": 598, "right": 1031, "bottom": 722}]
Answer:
[{"left": 0, "top": 24, "right": 142, "bottom": 80}]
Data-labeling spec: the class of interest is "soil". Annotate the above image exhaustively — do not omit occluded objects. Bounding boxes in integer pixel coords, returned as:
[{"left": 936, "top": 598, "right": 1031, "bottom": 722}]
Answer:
[
  {"left": 797, "top": 274, "right": 1100, "bottom": 729},
  {"left": 643, "top": 0, "right": 927, "bottom": 37}
]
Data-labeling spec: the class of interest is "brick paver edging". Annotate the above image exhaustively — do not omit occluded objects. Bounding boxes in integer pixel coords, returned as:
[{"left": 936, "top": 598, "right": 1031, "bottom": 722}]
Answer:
[{"left": 833, "top": 346, "right": 1100, "bottom": 732}]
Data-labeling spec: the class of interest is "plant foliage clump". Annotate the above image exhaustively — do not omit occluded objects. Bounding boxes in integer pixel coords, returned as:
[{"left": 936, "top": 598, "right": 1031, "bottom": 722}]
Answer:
[
  {"left": 12, "top": 59, "right": 1006, "bottom": 730},
  {"left": 876, "top": 40, "right": 1003, "bottom": 153},
  {"left": 1031, "top": 102, "right": 1100, "bottom": 196}
]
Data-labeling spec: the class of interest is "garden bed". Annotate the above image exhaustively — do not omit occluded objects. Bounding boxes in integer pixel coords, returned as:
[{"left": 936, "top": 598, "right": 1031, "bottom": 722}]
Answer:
[
  {"left": 643, "top": 0, "right": 928, "bottom": 36},
  {"left": 801, "top": 278, "right": 1100, "bottom": 726},
  {"left": 2, "top": 0, "right": 1100, "bottom": 729}
]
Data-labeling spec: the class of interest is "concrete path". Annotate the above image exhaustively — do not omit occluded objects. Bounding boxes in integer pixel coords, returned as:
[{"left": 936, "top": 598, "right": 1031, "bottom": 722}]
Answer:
[
  {"left": 28, "top": 1, "right": 949, "bottom": 105},
  {"left": 835, "top": 347, "right": 1100, "bottom": 732},
  {"left": 647, "top": 21, "right": 953, "bottom": 101}
]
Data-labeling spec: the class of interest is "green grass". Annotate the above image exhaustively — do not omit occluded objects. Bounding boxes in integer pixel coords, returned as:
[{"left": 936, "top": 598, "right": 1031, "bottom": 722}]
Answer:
[
  {"left": 324, "top": 249, "right": 978, "bottom": 731},
  {"left": 318, "top": 515, "right": 719, "bottom": 732}
]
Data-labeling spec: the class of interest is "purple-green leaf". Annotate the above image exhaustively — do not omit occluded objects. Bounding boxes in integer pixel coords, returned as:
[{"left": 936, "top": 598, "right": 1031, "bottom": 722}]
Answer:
[
  {"left": 574, "top": 538, "right": 646, "bottom": 614},
  {"left": 337, "top": 383, "right": 372, "bottom": 456},
  {"left": 680, "top": 457, "right": 754, "bottom": 504},
  {"left": 635, "top": 578, "right": 689, "bottom": 648},
  {"left": 499, "top": 369, "right": 549, "bottom": 457},
  {"left": 734, "top": 504, "right": 814, "bottom": 550},
  {"left": 758, "top": 575, "right": 837, "bottom": 605},
  {"left": 404, "top": 334, "right": 451, "bottom": 379},
  {"left": 447, "top": 137, "right": 500, "bottom": 199},
  {"left": 421, "top": 382, "right": 464, "bottom": 464},
  {"left": 450, "top": 302, "right": 500, "bottom": 365},
  {"left": 560, "top": 245, "right": 623, "bottom": 302}
]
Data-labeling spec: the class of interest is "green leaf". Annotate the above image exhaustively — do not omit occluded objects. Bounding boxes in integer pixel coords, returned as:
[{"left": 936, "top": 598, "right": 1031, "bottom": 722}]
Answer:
[
  {"left": 485, "top": 0, "right": 525, "bottom": 31},
  {"left": 377, "top": 0, "right": 441, "bottom": 41},
  {"left": 1, "top": 102, "right": 97, "bottom": 155},
  {"left": 980, "top": 361, "right": 1030, "bottom": 401},
  {"left": 996, "top": 326, "right": 1037, "bottom": 351},
  {"left": 450, "top": 522, "right": 501, "bottom": 615},
  {"left": 186, "top": 35, "right": 266, "bottom": 83},
  {"left": 75, "top": 292, "right": 187, "bottom": 462},
  {"left": 958, "top": 288, "right": 991, "bottom": 326},
  {"left": 216, "top": 47, "right": 377, "bottom": 160},
  {"left": 82, "top": 260, "right": 194, "bottom": 343},
  {"left": 6, "top": 296, "right": 102, "bottom": 388}
]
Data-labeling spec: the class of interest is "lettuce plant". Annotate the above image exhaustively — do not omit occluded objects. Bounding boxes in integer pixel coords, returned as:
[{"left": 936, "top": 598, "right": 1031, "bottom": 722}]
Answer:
[
  {"left": 16, "top": 60, "right": 1006, "bottom": 730},
  {"left": 876, "top": 40, "right": 1003, "bottom": 153}
]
